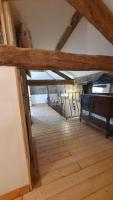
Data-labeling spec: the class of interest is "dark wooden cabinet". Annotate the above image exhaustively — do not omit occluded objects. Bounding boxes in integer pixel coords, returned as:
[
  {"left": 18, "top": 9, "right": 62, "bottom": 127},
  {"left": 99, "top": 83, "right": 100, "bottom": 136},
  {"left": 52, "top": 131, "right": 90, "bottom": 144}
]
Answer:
[{"left": 80, "top": 94, "right": 113, "bottom": 137}]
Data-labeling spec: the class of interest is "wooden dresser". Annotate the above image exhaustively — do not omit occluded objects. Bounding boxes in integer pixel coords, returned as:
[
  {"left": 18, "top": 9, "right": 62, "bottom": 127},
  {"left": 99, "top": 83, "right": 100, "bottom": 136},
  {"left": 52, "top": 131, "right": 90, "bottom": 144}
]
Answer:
[{"left": 80, "top": 94, "right": 113, "bottom": 137}]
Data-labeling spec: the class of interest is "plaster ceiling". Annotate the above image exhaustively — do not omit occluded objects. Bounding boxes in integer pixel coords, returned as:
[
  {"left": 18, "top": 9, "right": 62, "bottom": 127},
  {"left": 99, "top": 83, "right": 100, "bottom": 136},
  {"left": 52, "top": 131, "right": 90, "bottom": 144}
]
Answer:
[{"left": 11, "top": 0, "right": 113, "bottom": 79}]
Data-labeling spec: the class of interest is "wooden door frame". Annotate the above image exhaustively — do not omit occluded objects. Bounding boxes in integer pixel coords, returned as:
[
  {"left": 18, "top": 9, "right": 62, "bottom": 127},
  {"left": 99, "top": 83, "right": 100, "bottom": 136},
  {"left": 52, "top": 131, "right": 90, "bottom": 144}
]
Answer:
[
  {"left": 1, "top": 0, "right": 113, "bottom": 192},
  {"left": 0, "top": 0, "right": 33, "bottom": 189}
]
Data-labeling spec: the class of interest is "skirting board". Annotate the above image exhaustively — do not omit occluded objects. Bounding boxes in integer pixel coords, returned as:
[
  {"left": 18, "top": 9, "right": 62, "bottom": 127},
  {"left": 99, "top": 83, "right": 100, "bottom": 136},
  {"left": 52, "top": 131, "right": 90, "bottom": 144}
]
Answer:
[{"left": 0, "top": 185, "right": 30, "bottom": 200}]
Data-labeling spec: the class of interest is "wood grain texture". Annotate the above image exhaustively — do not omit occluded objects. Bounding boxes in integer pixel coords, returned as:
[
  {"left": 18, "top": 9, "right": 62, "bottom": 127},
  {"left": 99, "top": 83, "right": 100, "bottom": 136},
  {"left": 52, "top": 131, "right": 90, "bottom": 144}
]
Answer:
[
  {"left": 0, "top": 46, "right": 113, "bottom": 70},
  {"left": 55, "top": 11, "right": 82, "bottom": 51},
  {"left": 84, "top": 183, "right": 113, "bottom": 200},
  {"left": 0, "top": 0, "right": 7, "bottom": 44},
  {"left": 27, "top": 79, "right": 74, "bottom": 86},
  {"left": 2, "top": 0, "right": 16, "bottom": 45},
  {"left": 54, "top": 11, "right": 81, "bottom": 79},
  {"left": 0, "top": 185, "right": 30, "bottom": 200},
  {"left": 67, "top": 0, "right": 113, "bottom": 44},
  {"left": 52, "top": 70, "right": 72, "bottom": 80},
  {"left": 16, "top": 104, "right": 113, "bottom": 200},
  {"left": 17, "top": 22, "right": 33, "bottom": 77}
]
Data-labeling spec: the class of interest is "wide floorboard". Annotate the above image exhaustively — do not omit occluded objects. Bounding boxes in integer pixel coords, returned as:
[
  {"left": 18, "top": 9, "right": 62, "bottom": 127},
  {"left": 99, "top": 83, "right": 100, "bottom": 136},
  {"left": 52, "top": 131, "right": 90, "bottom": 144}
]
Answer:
[{"left": 18, "top": 104, "right": 113, "bottom": 200}]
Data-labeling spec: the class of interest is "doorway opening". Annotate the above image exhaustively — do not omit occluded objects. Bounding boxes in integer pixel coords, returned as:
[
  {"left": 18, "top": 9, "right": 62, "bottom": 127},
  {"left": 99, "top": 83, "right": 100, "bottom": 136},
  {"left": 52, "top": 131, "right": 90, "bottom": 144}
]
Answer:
[{"left": 24, "top": 70, "right": 113, "bottom": 188}]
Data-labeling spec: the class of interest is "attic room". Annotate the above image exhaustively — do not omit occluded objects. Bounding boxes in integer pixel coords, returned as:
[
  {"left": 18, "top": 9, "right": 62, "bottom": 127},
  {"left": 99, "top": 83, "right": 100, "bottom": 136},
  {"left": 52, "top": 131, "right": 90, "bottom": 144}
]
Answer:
[{"left": 1, "top": 0, "right": 113, "bottom": 200}]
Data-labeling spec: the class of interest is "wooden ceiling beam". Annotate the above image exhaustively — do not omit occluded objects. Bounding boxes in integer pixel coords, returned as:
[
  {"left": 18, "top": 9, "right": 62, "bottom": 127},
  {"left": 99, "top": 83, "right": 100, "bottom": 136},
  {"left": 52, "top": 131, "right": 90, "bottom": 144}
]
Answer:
[
  {"left": 0, "top": 46, "right": 113, "bottom": 71},
  {"left": 55, "top": 11, "right": 82, "bottom": 51},
  {"left": 67, "top": 0, "right": 113, "bottom": 44},
  {"left": 52, "top": 70, "right": 72, "bottom": 80},
  {"left": 54, "top": 11, "right": 82, "bottom": 80},
  {"left": 27, "top": 79, "right": 74, "bottom": 86}
]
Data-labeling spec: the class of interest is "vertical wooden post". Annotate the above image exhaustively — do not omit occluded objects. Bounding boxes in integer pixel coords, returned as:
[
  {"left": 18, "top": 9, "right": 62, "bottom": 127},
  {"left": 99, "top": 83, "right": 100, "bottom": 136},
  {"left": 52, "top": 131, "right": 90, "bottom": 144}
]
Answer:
[
  {"left": 2, "top": 0, "right": 16, "bottom": 45},
  {"left": 0, "top": 0, "right": 32, "bottom": 189},
  {"left": 21, "top": 70, "right": 33, "bottom": 160},
  {"left": 0, "top": 0, "right": 7, "bottom": 44}
]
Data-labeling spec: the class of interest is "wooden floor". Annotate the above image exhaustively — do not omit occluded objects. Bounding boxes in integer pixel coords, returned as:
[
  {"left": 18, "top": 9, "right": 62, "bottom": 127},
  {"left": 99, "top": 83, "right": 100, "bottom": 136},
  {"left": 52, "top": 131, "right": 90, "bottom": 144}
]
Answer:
[{"left": 17, "top": 104, "right": 113, "bottom": 200}]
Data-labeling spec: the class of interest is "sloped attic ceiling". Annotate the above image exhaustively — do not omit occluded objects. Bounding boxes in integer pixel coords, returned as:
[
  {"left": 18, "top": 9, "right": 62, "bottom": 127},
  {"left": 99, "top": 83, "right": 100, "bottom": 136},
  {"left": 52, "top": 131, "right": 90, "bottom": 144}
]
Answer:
[
  {"left": 61, "top": 71, "right": 101, "bottom": 79},
  {"left": 29, "top": 71, "right": 64, "bottom": 80},
  {"left": 11, "top": 0, "right": 113, "bottom": 54},
  {"left": 11, "top": 0, "right": 113, "bottom": 79},
  {"left": 29, "top": 71, "right": 102, "bottom": 82},
  {"left": 12, "top": 0, "right": 75, "bottom": 50}
]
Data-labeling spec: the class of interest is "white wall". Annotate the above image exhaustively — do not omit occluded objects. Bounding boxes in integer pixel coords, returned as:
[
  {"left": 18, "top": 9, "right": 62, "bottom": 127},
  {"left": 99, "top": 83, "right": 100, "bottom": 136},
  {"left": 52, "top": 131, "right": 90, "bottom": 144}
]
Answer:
[
  {"left": 31, "top": 94, "right": 58, "bottom": 105},
  {"left": 11, "top": 0, "right": 113, "bottom": 56},
  {"left": 62, "top": 18, "right": 113, "bottom": 56},
  {"left": 30, "top": 71, "right": 54, "bottom": 80},
  {"left": 0, "top": 67, "right": 29, "bottom": 196},
  {"left": 11, "top": 0, "right": 75, "bottom": 50},
  {"left": 31, "top": 94, "right": 47, "bottom": 104}
]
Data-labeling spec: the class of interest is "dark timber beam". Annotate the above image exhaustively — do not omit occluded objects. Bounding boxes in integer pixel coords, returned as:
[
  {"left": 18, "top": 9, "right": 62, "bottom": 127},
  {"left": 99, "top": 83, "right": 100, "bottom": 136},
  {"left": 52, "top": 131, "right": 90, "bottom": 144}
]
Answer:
[
  {"left": 55, "top": 11, "right": 82, "bottom": 51},
  {"left": 67, "top": 0, "right": 113, "bottom": 44},
  {"left": 27, "top": 79, "right": 74, "bottom": 86},
  {"left": 0, "top": 46, "right": 113, "bottom": 71},
  {"left": 54, "top": 11, "right": 82, "bottom": 80},
  {"left": 52, "top": 70, "right": 72, "bottom": 80}
]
